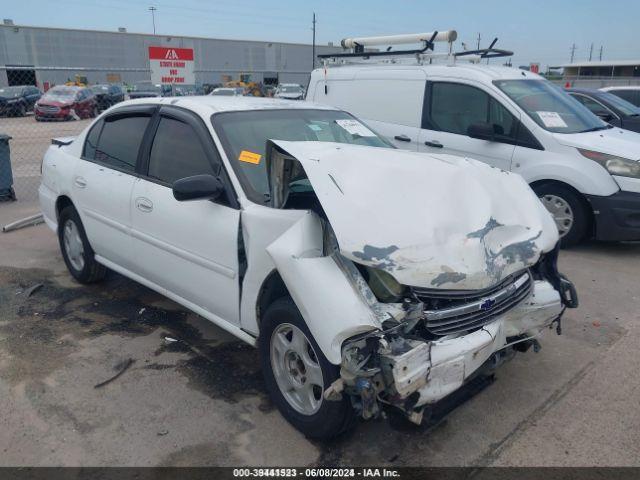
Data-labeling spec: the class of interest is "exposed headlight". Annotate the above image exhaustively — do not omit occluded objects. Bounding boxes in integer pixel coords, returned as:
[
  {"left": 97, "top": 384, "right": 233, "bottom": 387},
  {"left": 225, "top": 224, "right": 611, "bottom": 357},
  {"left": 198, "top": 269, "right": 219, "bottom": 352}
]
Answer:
[
  {"left": 578, "top": 148, "right": 640, "bottom": 179},
  {"left": 365, "top": 266, "right": 404, "bottom": 302}
]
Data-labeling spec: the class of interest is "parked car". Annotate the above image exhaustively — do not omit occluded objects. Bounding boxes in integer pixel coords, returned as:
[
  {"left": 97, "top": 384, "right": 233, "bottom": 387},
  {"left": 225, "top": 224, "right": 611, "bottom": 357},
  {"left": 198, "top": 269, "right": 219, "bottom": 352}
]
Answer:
[
  {"left": 567, "top": 88, "right": 640, "bottom": 133},
  {"left": 274, "top": 84, "right": 305, "bottom": 100},
  {"left": 308, "top": 64, "right": 640, "bottom": 246},
  {"left": 0, "top": 85, "right": 42, "bottom": 116},
  {"left": 129, "top": 82, "right": 171, "bottom": 99},
  {"left": 39, "top": 96, "right": 576, "bottom": 439},
  {"left": 209, "top": 87, "right": 245, "bottom": 96},
  {"left": 600, "top": 86, "right": 640, "bottom": 107},
  {"left": 35, "top": 86, "right": 98, "bottom": 121},
  {"left": 90, "top": 84, "right": 125, "bottom": 111}
]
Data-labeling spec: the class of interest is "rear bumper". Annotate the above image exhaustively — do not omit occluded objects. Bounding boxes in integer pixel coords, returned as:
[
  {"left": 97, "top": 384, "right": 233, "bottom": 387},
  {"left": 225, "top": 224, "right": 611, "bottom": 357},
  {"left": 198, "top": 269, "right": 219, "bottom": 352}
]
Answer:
[{"left": 586, "top": 190, "right": 640, "bottom": 241}]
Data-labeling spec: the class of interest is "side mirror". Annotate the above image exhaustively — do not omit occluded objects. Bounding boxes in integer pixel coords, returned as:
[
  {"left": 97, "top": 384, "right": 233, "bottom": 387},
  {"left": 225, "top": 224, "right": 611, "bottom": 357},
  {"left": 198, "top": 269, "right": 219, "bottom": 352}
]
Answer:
[
  {"left": 467, "top": 122, "right": 496, "bottom": 141},
  {"left": 172, "top": 174, "right": 225, "bottom": 202}
]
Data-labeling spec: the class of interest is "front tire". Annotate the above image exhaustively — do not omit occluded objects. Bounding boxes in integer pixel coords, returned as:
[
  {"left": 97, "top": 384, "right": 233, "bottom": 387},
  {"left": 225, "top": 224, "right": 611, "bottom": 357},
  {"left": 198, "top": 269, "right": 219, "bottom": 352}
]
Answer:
[
  {"left": 58, "top": 205, "right": 107, "bottom": 284},
  {"left": 259, "top": 297, "right": 355, "bottom": 439},
  {"left": 533, "top": 183, "right": 590, "bottom": 248}
]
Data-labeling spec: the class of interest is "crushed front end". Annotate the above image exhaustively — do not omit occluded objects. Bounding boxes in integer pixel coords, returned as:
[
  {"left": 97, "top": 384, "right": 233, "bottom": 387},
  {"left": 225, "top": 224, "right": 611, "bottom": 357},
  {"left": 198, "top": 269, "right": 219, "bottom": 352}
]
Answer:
[{"left": 325, "top": 244, "right": 578, "bottom": 424}]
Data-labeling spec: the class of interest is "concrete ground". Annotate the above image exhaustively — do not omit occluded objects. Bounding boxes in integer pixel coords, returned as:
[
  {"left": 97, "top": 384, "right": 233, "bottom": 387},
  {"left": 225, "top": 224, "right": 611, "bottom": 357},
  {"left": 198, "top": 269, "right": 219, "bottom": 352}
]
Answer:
[{"left": 0, "top": 202, "right": 639, "bottom": 467}]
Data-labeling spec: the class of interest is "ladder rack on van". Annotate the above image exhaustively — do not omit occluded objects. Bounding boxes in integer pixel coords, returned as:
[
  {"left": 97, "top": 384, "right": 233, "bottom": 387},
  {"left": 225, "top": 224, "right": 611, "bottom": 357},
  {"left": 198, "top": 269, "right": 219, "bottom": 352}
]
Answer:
[{"left": 317, "top": 31, "right": 513, "bottom": 65}]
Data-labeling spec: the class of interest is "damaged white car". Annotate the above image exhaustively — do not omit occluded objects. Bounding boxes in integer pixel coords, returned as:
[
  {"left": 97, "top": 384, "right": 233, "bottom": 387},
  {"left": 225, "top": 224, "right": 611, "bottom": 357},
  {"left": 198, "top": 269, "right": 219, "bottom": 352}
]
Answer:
[{"left": 39, "top": 97, "right": 578, "bottom": 439}]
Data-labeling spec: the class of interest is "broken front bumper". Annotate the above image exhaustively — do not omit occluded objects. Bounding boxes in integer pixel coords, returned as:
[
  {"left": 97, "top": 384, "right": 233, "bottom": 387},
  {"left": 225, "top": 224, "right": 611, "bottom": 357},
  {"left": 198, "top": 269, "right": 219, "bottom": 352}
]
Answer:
[
  {"left": 331, "top": 278, "right": 572, "bottom": 422},
  {"left": 414, "top": 280, "right": 562, "bottom": 406}
]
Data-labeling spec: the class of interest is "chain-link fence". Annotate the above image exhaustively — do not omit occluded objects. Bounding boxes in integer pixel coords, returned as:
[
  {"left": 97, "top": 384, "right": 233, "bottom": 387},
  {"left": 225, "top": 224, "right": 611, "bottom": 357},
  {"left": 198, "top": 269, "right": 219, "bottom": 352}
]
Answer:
[{"left": 0, "top": 71, "right": 94, "bottom": 209}]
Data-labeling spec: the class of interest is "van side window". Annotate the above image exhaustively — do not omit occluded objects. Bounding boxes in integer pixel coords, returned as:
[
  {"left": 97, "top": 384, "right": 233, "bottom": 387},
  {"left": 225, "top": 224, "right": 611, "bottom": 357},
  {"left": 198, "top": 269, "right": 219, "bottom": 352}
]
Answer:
[
  {"left": 147, "top": 117, "right": 216, "bottom": 185},
  {"left": 429, "top": 82, "right": 520, "bottom": 144},
  {"left": 95, "top": 115, "right": 150, "bottom": 172}
]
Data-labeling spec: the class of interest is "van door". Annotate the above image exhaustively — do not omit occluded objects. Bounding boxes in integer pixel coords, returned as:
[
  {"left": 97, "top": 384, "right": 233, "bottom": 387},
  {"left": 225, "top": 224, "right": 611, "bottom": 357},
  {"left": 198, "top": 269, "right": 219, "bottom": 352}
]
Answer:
[{"left": 418, "top": 81, "right": 521, "bottom": 171}]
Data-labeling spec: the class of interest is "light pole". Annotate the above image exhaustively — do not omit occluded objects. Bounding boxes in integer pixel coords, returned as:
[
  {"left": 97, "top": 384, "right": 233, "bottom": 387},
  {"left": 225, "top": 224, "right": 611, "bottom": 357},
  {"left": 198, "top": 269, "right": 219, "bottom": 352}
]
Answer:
[
  {"left": 312, "top": 12, "right": 317, "bottom": 70},
  {"left": 149, "top": 6, "right": 157, "bottom": 35}
]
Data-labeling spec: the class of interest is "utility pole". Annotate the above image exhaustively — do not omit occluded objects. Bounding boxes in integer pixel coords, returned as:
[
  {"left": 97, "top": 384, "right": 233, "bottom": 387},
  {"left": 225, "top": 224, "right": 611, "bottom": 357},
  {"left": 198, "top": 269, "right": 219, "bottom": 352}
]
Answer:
[
  {"left": 476, "top": 32, "right": 481, "bottom": 50},
  {"left": 588, "top": 43, "right": 593, "bottom": 61},
  {"left": 149, "top": 6, "right": 157, "bottom": 35},
  {"left": 570, "top": 43, "right": 577, "bottom": 63},
  {"left": 599, "top": 45, "right": 603, "bottom": 61},
  {"left": 312, "top": 12, "right": 317, "bottom": 70}
]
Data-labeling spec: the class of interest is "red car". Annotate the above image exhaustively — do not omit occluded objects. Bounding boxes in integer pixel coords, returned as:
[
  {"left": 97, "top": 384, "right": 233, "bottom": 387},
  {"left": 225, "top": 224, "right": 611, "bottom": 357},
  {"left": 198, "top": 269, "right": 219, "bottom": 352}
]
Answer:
[{"left": 35, "top": 86, "right": 98, "bottom": 121}]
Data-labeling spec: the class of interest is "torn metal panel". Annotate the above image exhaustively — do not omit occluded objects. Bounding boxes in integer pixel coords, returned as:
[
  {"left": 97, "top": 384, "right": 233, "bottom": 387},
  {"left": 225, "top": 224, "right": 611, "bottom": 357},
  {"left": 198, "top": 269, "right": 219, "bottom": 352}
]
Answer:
[
  {"left": 269, "top": 140, "right": 559, "bottom": 290},
  {"left": 265, "top": 211, "right": 382, "bottom": 364},
  {"left": 238, "top": 203, "right": 307, "bottom": 336}
]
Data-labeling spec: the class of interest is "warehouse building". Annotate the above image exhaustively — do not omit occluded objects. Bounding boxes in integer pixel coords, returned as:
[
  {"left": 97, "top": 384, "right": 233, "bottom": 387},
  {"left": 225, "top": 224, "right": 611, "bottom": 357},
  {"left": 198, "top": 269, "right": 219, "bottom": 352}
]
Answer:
[{"left": 0, "top": 21, "right": 341, "bottom": 88}]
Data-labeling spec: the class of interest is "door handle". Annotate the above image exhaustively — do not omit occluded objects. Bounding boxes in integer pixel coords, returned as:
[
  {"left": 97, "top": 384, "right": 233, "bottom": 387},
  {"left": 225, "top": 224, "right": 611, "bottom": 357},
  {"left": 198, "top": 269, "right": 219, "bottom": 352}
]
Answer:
[
  {"left": 135, "top": 197, "right": 153, "bottom": 213},
  {"left": 424, "top": 140, "right": 443, "bottom": 148},
  {"left": 74, "top": 176, "right": 87, "bottom": 188},
  {"left": 394, "top": 134, "right": 411, "bottom": 142}
]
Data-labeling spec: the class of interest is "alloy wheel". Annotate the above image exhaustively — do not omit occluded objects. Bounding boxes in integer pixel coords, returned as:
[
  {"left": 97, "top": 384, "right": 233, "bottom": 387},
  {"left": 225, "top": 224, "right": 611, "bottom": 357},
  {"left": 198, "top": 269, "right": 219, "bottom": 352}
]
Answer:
[
  {"left": 63, "top": 219, "right": 85, "bottom": 271},
  {"left": 270, "top": 323, "right": 324, "bottom": 415}
]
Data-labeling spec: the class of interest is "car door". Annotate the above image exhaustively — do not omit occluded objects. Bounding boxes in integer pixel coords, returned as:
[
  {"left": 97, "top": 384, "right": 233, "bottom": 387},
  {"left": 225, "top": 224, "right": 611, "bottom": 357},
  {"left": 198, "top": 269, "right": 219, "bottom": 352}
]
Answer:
[
  {"left": 418, "top": 80, "right": 521, "bottom": 171},
  {"left": 130, "top": 106, "right": 242, "bottom": 325},
  {"left": 73, "top": 106, "right": 155, "bottom": 269}
]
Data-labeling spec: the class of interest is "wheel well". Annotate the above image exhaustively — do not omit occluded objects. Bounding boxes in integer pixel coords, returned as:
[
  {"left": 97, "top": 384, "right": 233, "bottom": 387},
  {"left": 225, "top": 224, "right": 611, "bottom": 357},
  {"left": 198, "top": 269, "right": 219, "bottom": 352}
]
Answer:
[
  {"left": 256, "top": 270, "right": 290, "bottom": 327},
  {"left": 529, "top": 179, "right": 594, "bottom": 232},
  {"left": 55, "top": 195, "right": 73, "bottom": 221}
]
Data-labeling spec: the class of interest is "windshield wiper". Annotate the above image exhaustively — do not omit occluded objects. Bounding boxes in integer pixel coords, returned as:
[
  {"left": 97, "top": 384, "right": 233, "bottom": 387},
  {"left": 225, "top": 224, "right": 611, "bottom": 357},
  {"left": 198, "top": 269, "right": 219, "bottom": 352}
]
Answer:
[{"left": 578, "top": 125, "right": 613, "bottom": 133}]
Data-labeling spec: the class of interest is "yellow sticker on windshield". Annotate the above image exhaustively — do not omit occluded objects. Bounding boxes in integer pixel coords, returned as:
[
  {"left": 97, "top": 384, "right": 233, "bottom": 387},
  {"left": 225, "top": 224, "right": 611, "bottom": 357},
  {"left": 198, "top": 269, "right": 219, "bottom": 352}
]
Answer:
[{"left": 238, "top": 150, "right": 262, "bottom": 164}]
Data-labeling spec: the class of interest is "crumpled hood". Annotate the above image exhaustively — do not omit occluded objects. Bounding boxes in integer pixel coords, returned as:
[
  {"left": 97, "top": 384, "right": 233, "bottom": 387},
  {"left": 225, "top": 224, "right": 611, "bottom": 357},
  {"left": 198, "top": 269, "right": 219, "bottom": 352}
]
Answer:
[
  {"left": 270, "top": 141, "right": 559, "bottom": 290},
  {"left": 553, "top": 127, "right": 640, "bottom": 160}
]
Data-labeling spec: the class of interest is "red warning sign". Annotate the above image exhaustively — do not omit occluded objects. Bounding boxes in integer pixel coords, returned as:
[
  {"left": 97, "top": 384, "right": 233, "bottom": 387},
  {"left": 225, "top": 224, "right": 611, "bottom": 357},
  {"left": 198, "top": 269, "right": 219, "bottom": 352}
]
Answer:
[{"left": 149, "top": 47, "right": 195, "bottom": 85}]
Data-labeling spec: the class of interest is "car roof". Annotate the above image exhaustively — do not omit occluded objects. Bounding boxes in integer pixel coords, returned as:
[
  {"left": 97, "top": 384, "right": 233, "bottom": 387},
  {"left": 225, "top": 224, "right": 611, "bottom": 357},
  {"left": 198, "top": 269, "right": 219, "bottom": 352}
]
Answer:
[
  {"left": 314, "top": 63, "right": 543, "bottom": 82},
  {"left": 600, "top": 86, "right": 640, "bottom": 91},
  {"left": 50, "top": 85, "right": 82, "bottom": 91},
  {"left": 566, "top": 88, "right": 603, "bottom": 95},
  {"left": 117, "top": 96, "right": 341, "bottom": 114}
]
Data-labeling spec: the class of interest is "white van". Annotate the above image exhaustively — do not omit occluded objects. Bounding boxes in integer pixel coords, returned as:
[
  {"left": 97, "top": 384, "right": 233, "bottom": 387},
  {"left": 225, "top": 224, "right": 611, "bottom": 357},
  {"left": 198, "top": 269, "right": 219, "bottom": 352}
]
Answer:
[{"left": 307, "top": 47, "right": 640, "bottom": 246}]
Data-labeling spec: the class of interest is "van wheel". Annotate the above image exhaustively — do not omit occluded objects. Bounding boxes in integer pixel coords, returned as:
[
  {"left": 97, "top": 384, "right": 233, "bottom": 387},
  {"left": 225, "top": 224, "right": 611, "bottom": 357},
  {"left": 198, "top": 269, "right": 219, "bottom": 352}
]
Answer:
[
  {"left": 534, "top": 184, "right": 589, "bottom": 247},
  {"left": 58, "top": 205, "right": 107, "bottom": 284},
  {"left": 259, "top": 297, "right": 355, "bottom": 439}
]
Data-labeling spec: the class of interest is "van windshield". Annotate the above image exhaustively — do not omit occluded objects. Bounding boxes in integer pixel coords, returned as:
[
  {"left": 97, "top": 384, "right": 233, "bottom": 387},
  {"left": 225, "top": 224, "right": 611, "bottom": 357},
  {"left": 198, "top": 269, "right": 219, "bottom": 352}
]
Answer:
[
  {"left": 494, "top": 79, "right": 609, "bottom": 134},
  {"left": 212, "top": 109, "right": 390, "bottom": 203}
]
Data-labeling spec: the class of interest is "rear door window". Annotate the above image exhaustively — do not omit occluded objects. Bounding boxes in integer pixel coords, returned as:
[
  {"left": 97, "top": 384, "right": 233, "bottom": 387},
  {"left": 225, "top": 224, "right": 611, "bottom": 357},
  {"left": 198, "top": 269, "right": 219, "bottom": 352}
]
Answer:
[
  {"left": 94, "top": 115, "right": 150, "bottom": 172},
  {"left": 147, "top": 116, "right": 217, "bottom": 185}
]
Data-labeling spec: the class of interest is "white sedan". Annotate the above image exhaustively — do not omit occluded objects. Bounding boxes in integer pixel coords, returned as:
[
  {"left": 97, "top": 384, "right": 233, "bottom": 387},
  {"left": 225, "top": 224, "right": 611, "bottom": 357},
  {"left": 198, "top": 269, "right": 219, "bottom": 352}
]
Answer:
[{"left": 39, "top": 96, "right": 576, "bottom": 439}]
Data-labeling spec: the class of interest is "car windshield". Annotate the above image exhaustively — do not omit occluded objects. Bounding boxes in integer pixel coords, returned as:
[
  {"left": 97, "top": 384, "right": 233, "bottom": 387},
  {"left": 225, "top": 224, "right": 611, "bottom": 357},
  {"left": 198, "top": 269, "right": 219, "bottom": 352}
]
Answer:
[
  {"left": 42, "top": 88, "right": 77, "bottom": 101},
  {"left": 91, "top": 85, "right": 110, "bottom": 93},
  {"left": 212, "top": 109, "right": 390, "bottom": 203},
  {"left": 494, "top": 79, "right": 608, "bottom": 133},
  {"left": 280, "top": 86, "right": 302, "bottom": 93},
  {"left": 600, "top": 91, "right": 640, "bottom": 116},
  {"left": 0, "top": 86, "right": 23, "bottom": 97}
]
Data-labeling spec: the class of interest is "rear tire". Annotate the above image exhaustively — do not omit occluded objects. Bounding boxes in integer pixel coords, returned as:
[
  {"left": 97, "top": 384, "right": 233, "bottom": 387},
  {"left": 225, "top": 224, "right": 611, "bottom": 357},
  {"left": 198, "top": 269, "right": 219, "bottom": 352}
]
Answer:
[
  {"left": 259, "top": 297, "right": 355, "bottom": 439},
  {"left": 58, "top": 205, "right": 107, "bottom": 284},
  {"left": 533, "top": 183, "right": 590, "bottom": 248}
]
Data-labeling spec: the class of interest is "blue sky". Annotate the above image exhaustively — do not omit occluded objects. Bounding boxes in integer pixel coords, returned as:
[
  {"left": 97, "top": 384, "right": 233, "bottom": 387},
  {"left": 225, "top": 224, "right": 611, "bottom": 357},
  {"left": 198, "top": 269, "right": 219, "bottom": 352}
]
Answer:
[{"left": 4, "top": 0, "right": 640, "bottom": 68}]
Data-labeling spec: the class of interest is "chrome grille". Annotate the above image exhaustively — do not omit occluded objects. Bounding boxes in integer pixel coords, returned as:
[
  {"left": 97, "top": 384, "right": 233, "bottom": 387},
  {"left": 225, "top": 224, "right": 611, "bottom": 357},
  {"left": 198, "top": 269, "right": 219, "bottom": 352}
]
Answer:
[
  {"left": 37, "top": 105, "right": 60, "bottom": 114},
  {"left": 413, "top": 271, "right": 533, "bottom": 336}
]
